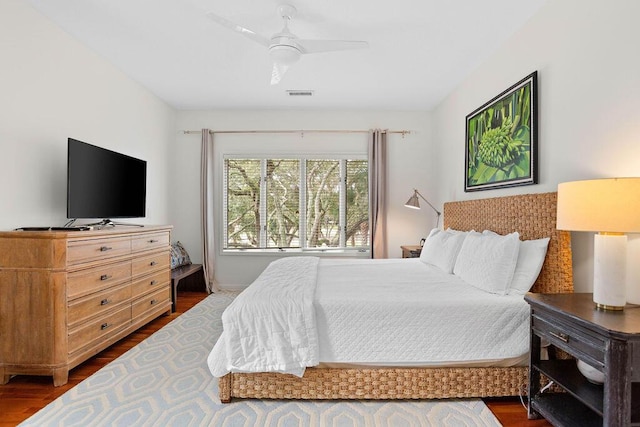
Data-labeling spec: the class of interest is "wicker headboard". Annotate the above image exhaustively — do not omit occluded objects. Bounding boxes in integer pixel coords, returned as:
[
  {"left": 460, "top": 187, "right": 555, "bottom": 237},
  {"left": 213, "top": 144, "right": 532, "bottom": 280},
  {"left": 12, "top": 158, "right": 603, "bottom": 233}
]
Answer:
[{"left": 443, "top": 192, "right": 573, "bottom": 294}]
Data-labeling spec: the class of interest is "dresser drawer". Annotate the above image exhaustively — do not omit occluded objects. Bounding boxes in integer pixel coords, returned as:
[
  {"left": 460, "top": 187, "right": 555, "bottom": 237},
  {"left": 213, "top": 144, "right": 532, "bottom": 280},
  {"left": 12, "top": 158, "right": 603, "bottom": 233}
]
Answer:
[
  {"left": 67, "top": 236, "right": 131, "bottom": 265},
  {"left": 67, "top": 260, "right": 131, "bottom": 300},
  {"left": 131, "top": 270, "right": 170, "bottom": 298},
  {"left": 132, "top": 251, "right": 170, "bottom": 278},
  {"left": 132, "top": 287, "right": 171, "bottom": 320},
  {"left": 131, "top": 232, "right": 170, "bottom": 253},
  {"left": 532, "top": 312, "right": 606, "bottom": 366},
  {"left": 68, "top": 305, "right": 131, "bottom": 354},
  {"left": 67, "top": 282, "right": 131, "bottom": 328}
]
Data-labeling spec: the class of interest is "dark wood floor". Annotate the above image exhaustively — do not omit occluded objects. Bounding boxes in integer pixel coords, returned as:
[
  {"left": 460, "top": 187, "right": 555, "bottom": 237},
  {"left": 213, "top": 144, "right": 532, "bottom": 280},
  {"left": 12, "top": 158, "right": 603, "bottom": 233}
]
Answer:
[{"left": 0, "top": 291, "right": 549, "bottom": 427}]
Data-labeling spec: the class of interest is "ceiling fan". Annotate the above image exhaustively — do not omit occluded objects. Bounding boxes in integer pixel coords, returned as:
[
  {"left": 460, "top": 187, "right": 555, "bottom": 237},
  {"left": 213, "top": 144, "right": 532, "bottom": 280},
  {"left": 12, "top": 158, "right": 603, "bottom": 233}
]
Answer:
[{"left": 206, "top": 4, "right": 369, "bottom": 85}]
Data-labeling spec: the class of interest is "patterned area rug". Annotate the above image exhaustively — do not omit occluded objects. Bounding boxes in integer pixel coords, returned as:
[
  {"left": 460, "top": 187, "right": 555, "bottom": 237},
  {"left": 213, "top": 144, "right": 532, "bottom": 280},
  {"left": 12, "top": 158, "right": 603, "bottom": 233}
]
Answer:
[{"left": 22, "top": 291, "right": 501, "bottom": 427}]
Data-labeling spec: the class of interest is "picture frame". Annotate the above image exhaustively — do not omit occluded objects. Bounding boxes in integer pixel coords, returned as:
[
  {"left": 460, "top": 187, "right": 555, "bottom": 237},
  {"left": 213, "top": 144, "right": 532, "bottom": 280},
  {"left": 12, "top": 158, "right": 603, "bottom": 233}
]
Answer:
[{"left": 465, "top": 71, "right": 537, "bottom": 192}]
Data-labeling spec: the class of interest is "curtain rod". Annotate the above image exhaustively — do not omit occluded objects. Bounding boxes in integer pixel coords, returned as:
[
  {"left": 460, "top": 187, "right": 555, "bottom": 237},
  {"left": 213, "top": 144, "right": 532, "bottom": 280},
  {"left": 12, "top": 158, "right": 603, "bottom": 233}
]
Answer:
[{"left": 182, "top": 129, "right": 411, "bottom": 136}]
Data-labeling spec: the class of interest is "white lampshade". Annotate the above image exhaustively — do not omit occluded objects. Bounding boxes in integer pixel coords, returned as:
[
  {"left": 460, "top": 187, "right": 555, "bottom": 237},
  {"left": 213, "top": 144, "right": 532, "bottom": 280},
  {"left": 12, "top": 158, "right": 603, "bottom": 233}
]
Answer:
[
  {"left": 557, "top": 178, "right": 640, "bottom": 310},
  {"left": 557, "top": 178, "right": 640, "bottom": 233}
]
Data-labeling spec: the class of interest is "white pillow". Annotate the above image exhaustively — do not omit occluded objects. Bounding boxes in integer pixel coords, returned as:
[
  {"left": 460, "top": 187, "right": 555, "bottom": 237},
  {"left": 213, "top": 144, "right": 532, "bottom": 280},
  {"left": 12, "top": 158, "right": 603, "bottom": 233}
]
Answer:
[
  {"left": 419, "top": 228, "right": 467, "bottom": 273},
  {"left": 482, "top": 230, "right": 550, "bottom": 295},
  {"left": 445, "top": 228, "right": 468, "bottom": 234},
  {"left": 453, "top": 231, "right": 520, "bottom": 295},
  {"left": 508, "top": 237, "right": 550, "bottom": 295}
]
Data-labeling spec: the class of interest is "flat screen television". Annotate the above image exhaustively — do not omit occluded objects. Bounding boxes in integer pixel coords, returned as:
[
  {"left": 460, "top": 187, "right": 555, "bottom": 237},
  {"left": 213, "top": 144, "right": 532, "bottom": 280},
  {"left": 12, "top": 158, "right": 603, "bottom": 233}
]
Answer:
[{"left": 67, "top": 138, "right": 147, "bottom": 223}]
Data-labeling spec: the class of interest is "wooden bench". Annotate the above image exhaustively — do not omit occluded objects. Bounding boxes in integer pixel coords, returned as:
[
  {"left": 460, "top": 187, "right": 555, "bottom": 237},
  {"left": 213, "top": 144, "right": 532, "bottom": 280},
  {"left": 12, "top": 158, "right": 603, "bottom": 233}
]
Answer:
[{"left": 170, "top": 263, "right": 203, "bottom": 313}]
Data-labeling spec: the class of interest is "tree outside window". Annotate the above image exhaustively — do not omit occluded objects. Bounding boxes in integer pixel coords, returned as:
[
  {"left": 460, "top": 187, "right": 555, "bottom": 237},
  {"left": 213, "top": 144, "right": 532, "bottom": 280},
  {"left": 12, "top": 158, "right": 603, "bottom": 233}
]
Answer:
[{"left": 224, "top": 157, "right": 369, "bottom": 251}]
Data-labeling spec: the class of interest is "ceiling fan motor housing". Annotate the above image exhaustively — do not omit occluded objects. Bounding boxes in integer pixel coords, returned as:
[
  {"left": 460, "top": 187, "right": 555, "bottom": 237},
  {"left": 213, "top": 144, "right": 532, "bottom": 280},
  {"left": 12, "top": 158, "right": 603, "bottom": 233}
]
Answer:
[{"left": 269, "top": 40, "right": 301, "bottom": 65}]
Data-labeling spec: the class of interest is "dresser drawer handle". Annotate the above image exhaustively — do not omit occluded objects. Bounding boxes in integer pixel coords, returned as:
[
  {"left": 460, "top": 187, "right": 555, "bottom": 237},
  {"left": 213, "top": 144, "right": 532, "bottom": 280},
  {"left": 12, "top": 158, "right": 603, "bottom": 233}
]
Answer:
[
  {"left": 150, "top": 299, "right": 157, "bottom": 305},
  {"left": 99, "top": 246, "right": 113, "bottom": 252},
  {"left": 100, "top": 274, "right": 112, "bottom": 281},
  {"left": 150, "top": 280, "right": 157, "bottom": 286},
  {"left": 100, "top": 298, "right": 111, "bottom": 306},
  {"left": 549, "top": 331, "right": 569, "bottom": 343},
  {"left": 148, "top": 239, "right": 158, "bottom": 243},
  {"left": 150, "top": 261, "right": 157, "bottom": 266},
  {"left": 101, "top": 322, "right": 111, "bottom": 330}
]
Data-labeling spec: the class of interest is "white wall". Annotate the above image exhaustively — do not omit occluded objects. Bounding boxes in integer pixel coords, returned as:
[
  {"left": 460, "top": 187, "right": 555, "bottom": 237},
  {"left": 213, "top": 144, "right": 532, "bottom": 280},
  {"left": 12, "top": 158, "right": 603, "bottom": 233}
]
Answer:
[
  {"left": 173, "top": 110, "right": 433, "bottom": 286},
  {"left": 0, "top": 0, "right": 175, "bottom": 230},
  {"left": 11, "top": 0, "right": 635, "bottom": 292},
  {"left": 432, "top": 0, "right": 640, "bottom": 292}
]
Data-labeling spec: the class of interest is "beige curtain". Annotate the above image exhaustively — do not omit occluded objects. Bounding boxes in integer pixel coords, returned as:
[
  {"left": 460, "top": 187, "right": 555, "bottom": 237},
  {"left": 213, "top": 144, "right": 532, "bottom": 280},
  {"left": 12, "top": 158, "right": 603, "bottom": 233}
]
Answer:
[
  {"left": 201, "top": 129, "right": 219, "bottom": 292},
  {"left": 368, "top": 129, "right": 387, "bottom": 259}
]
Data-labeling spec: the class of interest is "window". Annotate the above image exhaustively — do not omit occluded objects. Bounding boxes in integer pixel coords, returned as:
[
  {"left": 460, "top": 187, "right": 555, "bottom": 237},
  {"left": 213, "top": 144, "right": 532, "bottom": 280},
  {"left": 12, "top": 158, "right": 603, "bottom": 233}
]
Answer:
[{"left": 224, "top": 157, "right": 369, "bottom": 251}]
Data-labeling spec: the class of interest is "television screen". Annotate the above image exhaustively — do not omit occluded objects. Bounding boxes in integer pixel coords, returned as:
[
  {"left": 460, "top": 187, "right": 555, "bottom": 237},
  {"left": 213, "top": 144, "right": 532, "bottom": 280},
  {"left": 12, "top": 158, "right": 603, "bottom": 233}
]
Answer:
[{"left": 67, "top": 138, "right": 147, "bottom": 220}]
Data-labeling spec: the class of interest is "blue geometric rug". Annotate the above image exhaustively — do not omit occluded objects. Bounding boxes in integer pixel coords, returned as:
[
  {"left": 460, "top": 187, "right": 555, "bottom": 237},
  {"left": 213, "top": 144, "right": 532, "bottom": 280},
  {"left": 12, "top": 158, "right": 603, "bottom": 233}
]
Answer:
[{"left": 22, "top": 291, "right": 501, "bottom": 427}]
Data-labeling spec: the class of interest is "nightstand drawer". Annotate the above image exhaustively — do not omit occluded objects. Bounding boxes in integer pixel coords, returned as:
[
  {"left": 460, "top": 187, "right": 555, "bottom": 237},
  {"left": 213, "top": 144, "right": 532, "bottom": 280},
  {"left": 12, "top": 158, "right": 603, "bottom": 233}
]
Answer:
[
  {"left": 532, "top": 312, "right": 606, "bottom": 366},
  {"left": 401, "top": 245, "right": 422, "bottom": 258}
]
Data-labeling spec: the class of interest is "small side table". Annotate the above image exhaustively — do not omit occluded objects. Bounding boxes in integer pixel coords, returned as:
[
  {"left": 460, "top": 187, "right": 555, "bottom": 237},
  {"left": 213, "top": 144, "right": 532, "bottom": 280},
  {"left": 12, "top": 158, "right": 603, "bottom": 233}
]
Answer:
[
  {"left": 525, "top": 292, "right": 640, "bottom": 426},
  {"left": 401, "top": 245, "right": 422, "bottom": 258},
  {"left": 170, "top": 263, "right": 204, "bottom": 313}
]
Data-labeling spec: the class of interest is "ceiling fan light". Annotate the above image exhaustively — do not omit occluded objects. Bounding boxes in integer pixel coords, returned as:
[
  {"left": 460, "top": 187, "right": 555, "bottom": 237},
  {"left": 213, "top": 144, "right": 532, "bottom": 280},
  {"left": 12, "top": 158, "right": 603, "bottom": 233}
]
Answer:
[{"left": 269, "top": 45, "right": 301, "bottom": 66}]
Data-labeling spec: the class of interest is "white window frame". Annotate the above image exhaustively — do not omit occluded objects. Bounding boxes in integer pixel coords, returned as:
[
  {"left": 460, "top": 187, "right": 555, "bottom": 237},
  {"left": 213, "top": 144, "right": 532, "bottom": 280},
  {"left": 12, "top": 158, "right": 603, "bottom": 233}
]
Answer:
[{"left": 222, "top": 153, "right": 369, "bottom": 255}]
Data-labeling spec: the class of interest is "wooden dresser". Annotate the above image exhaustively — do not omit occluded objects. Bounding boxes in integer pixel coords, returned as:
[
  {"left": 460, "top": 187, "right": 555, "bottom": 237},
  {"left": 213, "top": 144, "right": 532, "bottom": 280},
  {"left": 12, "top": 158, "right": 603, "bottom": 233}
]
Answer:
[{"left": 0, "top": 226, "right": 172, "bottom": 386}]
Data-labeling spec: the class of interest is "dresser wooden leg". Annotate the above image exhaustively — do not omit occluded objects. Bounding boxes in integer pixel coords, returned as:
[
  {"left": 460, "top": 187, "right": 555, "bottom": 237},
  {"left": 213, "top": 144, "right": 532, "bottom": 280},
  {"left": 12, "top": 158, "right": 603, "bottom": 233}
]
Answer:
[
  {"left": 0, "top": 367, "right": 10, "bottom": 385},
  {"left": 52, "top": 368, "right": 69, "bottom": 387}
]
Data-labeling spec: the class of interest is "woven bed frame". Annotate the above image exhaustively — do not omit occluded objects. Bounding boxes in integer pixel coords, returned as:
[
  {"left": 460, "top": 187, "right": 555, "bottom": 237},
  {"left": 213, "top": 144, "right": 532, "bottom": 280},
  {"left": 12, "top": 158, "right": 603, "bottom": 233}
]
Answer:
[{"left": 219, "top": 192, "right": 573, "bottom": 402}]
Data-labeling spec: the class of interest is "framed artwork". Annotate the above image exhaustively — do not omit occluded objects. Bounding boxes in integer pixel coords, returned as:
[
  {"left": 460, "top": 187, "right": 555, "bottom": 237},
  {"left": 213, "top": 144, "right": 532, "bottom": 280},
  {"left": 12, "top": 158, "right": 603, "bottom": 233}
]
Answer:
[{"left": 465, "top": 71, "right": 537, "bottom": 192}]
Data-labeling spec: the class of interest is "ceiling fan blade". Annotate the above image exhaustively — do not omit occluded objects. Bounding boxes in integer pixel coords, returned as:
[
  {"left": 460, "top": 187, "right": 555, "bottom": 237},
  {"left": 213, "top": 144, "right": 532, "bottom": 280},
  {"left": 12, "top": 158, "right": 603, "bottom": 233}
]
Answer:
[
  {"left": 295, "top": 39, "right": 369, "bottom": 54},
  {"left": 271, "top": 62, "right": 290, "bottom": 85},
  {"left": 206, "top": 11, "right": 271, "bottom": 47}
]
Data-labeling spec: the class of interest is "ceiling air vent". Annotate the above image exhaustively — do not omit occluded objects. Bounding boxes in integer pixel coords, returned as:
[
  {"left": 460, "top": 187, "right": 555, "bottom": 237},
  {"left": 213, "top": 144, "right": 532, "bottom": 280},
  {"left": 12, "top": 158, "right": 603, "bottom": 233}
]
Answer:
[{"left": 286, "top": 90, "right": 314, "bottom": 97}]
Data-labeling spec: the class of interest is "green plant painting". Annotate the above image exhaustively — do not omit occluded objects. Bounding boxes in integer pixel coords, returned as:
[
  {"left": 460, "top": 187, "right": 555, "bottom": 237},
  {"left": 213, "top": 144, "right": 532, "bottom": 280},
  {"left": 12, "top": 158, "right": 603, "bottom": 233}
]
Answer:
[{"left": 465, "top": 72, "right": 537, "bottom": 192}]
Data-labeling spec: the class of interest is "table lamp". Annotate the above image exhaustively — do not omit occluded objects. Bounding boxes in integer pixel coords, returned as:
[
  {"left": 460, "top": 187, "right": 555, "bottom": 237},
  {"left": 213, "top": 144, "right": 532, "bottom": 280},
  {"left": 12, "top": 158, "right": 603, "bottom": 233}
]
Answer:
[{"left": 557, "top": 178, "right": 640, "bottom": 310}]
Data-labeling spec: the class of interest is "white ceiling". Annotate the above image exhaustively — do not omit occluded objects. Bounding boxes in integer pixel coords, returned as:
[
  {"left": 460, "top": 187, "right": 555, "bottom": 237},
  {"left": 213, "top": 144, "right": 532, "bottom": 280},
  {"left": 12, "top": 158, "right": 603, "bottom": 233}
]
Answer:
[{"left": 27, "top": 0, "right": 546, "bottom": 111}]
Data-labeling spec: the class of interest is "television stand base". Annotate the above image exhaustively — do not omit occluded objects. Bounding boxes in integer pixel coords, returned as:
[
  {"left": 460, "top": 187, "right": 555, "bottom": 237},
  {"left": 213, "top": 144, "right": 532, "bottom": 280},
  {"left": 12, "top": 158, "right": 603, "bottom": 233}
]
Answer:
[
  {"left": 85, "top": 219, "right": 145, "bottom": 229},
  {"left": 64, "top": 219, "right": 144, "bottom": 229}
]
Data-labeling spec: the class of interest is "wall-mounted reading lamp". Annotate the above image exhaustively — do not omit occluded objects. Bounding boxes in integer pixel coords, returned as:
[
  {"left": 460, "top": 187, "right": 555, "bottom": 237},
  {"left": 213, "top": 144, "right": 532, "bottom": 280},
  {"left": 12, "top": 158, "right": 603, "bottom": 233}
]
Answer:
[{"left": 404, "top": 189, "right": 441, "bottom": 228}]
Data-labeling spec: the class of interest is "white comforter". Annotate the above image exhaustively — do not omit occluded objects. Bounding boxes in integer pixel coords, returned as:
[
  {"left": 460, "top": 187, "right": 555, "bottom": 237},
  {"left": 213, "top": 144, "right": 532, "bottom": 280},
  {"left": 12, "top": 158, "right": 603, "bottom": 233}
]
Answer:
[
  {"left": 208, "top": 257, "right": 530, "bottom": 378},
  {"left": 316, "top": 259, "right": 529, "bottom": 366},
  {"left": 208, "top": 257, "right": 319, "bottom": 377}
]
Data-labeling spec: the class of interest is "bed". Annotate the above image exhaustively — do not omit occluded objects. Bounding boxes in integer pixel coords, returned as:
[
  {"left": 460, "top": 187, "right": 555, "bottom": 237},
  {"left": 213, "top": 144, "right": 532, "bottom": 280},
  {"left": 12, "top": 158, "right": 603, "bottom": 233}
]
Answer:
[{"left": 214, "top": 192, "right": 573, "bottom": 402}]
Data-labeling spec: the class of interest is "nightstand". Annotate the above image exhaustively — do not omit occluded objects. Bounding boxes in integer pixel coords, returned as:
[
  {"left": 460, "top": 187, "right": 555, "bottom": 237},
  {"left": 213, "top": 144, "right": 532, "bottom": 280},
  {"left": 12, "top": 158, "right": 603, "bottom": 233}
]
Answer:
[
  {"left": 525, "top": 292, "right": 640, "bottom": 426},
  {"left": 401, "top": 245, "right": 422, "bottom": 258}
]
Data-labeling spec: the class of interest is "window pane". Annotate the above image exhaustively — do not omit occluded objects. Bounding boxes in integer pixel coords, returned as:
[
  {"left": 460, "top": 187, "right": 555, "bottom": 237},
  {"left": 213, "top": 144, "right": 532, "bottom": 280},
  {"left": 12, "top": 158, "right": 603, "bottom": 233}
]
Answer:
[
  {"left": 266, "top": 160, "right": 300, "bottom": 248},
  {"left": 306, "top": 160, "right": 340, "bottom": 248},
  {"left": 225, "top": 159, "right": 261, "bottom": 248},
  {"left": 346, "top": 160, "right": 369, "bottom": 247},
  {"left": 223, "top": 155, "right": 370, "bottom": 252}
]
